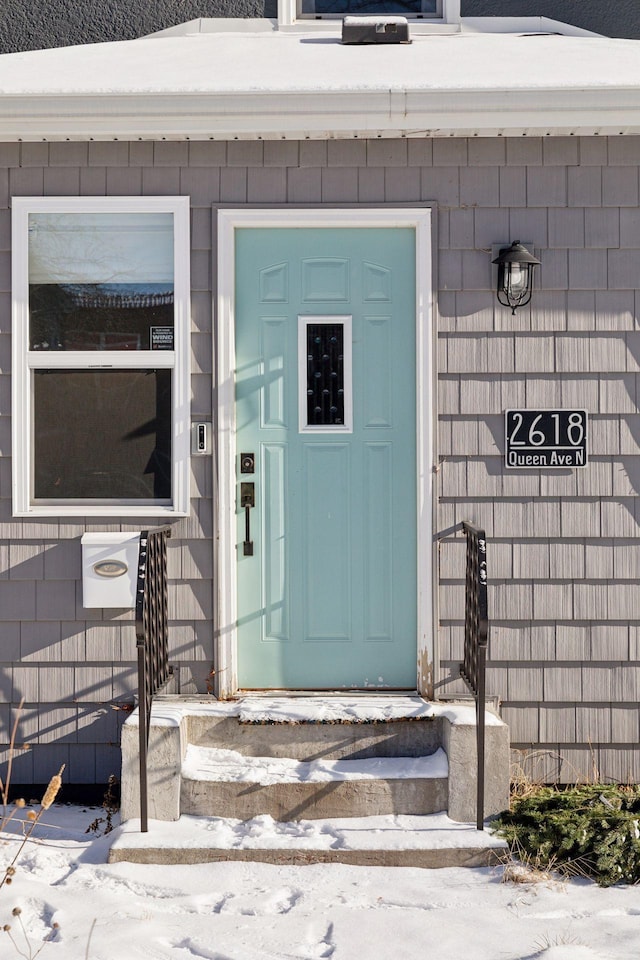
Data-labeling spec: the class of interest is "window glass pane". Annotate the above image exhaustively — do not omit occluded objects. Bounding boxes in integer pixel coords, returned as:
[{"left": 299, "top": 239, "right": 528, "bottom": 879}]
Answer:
[
  {"left": 33, "top": 369, "right": 172, "bottom": 501},
  {"left": 28, "top": 213, "right": 174, "bottom": 351},
  {"left": 300, "top": 0, "right": 439, "bottom": 15}
]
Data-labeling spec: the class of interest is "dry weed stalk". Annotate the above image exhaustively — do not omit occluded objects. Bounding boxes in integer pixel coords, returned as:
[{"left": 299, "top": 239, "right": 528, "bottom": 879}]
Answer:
[
  {"left": 1, "top": 704, "right": 64, "bottom": 956},
  {"left": 509, "top": 749, "right": 565, "bottom": 799},
  {"left": 509, "top": 745, "right": 606, "bottom": 803},
  {"left": 85, "top": 775, "right": 118, "bottom": 836},
  {"left": 499, "top": 835, "right": 561, "bottom": 886},
  {"left": 1, "top": 765, "right": 65, "bottom": 892},
  {"left": 535, "top": 932, "right": 582, "bottom": 950},
  {"left": 3, "top": 906, "right": 60, "bottom": 960},
  {"left": 0, "top": 699, "right": 28, "bottom": 834}
]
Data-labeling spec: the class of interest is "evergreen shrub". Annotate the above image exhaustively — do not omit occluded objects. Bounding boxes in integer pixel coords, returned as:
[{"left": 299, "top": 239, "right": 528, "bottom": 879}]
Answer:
[{"left": 494, "top": 783, "right": 640, "bottom": 887}]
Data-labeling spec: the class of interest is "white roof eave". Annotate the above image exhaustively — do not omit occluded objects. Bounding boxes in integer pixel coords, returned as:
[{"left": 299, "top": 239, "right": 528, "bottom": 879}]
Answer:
[
  {"left": 1, "top": 87, "right": 640, "bottom": 140},
  {"left": 0, "top": 27, "right": 639, "bottom": 140}
]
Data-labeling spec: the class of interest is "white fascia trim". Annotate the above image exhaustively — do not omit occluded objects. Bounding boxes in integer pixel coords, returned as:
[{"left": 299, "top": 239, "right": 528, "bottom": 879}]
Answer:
[
  {"left": 2, "top": 88, "right": 640, "bottom": 140},
  {"left": 216, "top": 207, "right": 434, "bottom": 700}
]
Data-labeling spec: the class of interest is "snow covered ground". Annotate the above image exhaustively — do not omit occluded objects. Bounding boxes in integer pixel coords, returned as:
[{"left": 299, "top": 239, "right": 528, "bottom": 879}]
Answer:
[{"left": 1, "top": 806, "right": 640, "bottom": 960}]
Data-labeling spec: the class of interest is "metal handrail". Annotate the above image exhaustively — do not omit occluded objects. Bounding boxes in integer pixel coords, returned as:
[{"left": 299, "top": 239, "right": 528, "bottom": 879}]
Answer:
[
  {"left": 135, "top": 526, "right": 172, "bottom": 832},
  {"left": 459, "top": 520, "right": 489, "bottom": 831}
]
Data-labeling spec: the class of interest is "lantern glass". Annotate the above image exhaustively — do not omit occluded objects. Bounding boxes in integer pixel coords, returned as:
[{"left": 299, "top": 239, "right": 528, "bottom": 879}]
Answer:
[
  {"left": 506, "top": 262, "right": 528, "bottom": 297},
  {"left": 492, "top": 241, "right": 540, "bottom": 315}
]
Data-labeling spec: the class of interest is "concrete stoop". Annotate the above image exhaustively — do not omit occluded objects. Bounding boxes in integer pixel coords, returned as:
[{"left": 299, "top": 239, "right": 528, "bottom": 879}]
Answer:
[
  {"left": 108, "top": 811, "right": 508, "bottom": 867},
  {"left": 112, "top": 696, "right": 510, "bottom": 867}
]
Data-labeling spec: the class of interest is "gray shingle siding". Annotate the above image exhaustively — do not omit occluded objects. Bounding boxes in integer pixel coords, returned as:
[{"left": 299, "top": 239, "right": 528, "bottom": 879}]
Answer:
[{"left": 0, "top": 135, "right": 639, "bottom": 784}]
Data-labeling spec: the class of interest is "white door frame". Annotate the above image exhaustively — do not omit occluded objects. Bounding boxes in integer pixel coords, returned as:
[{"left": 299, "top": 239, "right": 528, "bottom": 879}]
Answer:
[{"left": 216, "top": 207, "right": 435, "bottom": 699}]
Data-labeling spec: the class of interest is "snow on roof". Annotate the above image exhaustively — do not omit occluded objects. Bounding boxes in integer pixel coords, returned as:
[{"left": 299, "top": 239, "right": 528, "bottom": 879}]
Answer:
[
  {"left": 1, "top": 30, "right": 637, "bottom": 96},
  {"left": 0, "top": 22, "right": 638, "bottom": 139}
]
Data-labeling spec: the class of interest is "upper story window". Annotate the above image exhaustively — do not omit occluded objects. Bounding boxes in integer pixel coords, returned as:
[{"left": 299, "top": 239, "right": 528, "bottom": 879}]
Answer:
[
  {"left": 12, "top": 197, "right": 191, "bottom": 517},
  {"left": 28, "top": 211, "right": 175, "bottom": 352},
  {"left": 299, "top": 0, "right": 441, "bottom": 17}
]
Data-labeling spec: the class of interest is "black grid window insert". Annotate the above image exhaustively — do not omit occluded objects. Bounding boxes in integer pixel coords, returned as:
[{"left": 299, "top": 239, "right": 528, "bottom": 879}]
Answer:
[{"left": 306, "top": 323, "right": 345, "bottom": 426}]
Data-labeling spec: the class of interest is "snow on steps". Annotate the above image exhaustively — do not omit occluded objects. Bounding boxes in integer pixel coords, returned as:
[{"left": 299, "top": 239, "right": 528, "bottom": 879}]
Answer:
[
  {"left": 180, "top": 745, "right": 449, "bottom": 820},
  {"left": 118, "top": 695, "right": 511, "bottom": 866},
  {"left": 109, "top": 811, "right": 507, "bottom": 868},
  {"left": 179, "top": 698, "right": 450, "bottom": 821}
]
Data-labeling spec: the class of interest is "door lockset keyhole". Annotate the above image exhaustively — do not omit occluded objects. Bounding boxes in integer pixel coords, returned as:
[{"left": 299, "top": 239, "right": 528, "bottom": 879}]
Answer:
[
  {"left": 240, "top": 452, "right": 255, "bottom": 474},
  {"left": 241, "top": 482, "right": 255, "bottom": 508}
]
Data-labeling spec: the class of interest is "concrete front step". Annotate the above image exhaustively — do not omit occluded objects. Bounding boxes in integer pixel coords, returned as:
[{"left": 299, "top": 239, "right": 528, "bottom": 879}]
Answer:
[
  {"left": 187, "top": 713, "right": 443, "bottom": 760},
  {"left": 120, "top": 696, "right": 511, "bottom": 826},
  {"left": 108, "top": 812, "right": 508, "bottom": 868},
  {"left": 180, "top": 745, "right": 449, "bottom": 820}
]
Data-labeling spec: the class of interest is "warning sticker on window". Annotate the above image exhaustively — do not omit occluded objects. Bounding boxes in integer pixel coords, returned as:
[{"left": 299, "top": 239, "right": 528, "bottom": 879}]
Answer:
[{"left": 150, "top": 326, "right": 174, "bottom": 350}]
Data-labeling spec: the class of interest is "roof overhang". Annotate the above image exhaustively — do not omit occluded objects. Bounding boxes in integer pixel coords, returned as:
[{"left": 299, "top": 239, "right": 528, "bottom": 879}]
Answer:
[
  {"left": 0, "top": 23, "right": 638, "bottom": 141},
  {"left": 2, "top": 88, "right": 640, "bottom": 141}
]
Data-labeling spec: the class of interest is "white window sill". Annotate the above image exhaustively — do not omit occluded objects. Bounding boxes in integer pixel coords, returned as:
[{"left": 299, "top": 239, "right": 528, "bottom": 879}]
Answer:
[{"left": 14, "top": 505, "right": 189, "bottom": 518}]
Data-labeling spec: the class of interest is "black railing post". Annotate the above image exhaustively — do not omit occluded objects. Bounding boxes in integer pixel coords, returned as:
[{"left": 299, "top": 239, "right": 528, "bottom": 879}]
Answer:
[
  {"left": 135, "top": 526, "right": 171, "bottom": 833},
  {"left": 136, "top": 530, "right": 149, "bottom": 834},
  {"left": 460, "top": 521, "right": 489, "bottom": 831}
]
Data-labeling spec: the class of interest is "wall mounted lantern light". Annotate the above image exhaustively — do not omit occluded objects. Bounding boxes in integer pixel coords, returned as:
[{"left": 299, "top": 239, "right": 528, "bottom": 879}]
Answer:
[{"left": 492, "top": 241, "right": 540, "bottom": 314}]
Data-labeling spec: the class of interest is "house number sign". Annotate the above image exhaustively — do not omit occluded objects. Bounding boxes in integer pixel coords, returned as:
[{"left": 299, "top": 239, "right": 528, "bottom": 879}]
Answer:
[{"left": 505, "top": 409, "right": 588, "bottom": 468}]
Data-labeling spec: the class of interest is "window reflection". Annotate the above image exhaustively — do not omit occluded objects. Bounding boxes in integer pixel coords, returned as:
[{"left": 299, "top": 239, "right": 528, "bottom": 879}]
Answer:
[
  {"left": 28, "top": 212, "right": 174, "bottom": 351},
  {"left": 300, "top": 0, "right": 439, "bottom": 14},
  {"left": 30, "top": 282, "right": 174, "bottom": 351},
  {"left": 33, "top": 369, "right": 172, "bottom": 500}
]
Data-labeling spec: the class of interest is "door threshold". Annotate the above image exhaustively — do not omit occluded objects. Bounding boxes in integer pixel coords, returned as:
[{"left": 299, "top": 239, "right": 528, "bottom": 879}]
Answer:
[
  {"left": 235, "top": 693, "right": 434, "bottom": 725},
  {"left": 238, "top": 689, "right": 419, "bottom": 698}
]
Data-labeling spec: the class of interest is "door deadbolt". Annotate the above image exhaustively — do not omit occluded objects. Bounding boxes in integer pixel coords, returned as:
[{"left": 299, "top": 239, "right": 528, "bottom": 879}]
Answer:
[{"left": 240, "top": 452, "right": 255, "bottom": 474}]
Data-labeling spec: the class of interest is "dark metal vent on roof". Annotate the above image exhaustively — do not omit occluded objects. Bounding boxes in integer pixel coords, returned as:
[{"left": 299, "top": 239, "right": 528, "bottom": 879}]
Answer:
[{"left": 341, "top": 16, "right": 410, "bottom": 45}]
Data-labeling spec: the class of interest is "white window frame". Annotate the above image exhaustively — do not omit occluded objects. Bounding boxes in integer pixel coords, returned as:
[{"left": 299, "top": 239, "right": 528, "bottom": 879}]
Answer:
[
  {"left": 295, "top": 0, "right": 443, "bottom": 20},
  {"left": 279, "top": 0, "right": 457, "bottom": 26},
  {"left": 298, "top": 314, "right": 353, "bottom": 434},
  {"left": 11, "top": 196, "right": 191, "bottom": 517}
]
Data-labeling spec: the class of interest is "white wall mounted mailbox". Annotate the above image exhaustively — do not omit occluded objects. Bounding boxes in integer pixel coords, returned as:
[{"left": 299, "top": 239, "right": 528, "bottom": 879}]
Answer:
[{"left": 81, "top": 533, "right": 141, "bottom": 608}]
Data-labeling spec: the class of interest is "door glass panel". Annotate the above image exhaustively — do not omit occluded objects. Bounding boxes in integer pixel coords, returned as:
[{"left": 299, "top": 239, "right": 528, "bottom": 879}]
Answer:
[
  {"left": 33, "top": 369, "right": 172, "bottom": 500},
  {"left": 306, "top": 322, "right": 345, "bottom": 426},
  {"left": 299, "top": 315, "right": 352, "bottom": 432}
]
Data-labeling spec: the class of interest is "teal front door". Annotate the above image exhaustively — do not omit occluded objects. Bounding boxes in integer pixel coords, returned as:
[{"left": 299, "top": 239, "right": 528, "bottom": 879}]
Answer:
[{"left": 235, "top": 227, "right": 417, "bottom": 689}]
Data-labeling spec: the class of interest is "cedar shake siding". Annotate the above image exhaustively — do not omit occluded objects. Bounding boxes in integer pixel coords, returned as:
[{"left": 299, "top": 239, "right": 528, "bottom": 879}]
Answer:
[{"left": 0, "top": 136, "right": 639, "bottom": 784}]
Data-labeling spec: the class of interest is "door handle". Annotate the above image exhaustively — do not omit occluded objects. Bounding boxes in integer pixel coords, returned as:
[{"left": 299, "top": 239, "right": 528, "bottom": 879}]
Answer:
[{"left": 241, "top": 482, "right": 254, "bottom": 557}]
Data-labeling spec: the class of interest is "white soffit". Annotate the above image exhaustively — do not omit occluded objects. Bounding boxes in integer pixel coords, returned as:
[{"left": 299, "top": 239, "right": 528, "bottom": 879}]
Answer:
[{"left": 0, "top": 26, "right": 639, "bottom": 139}]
